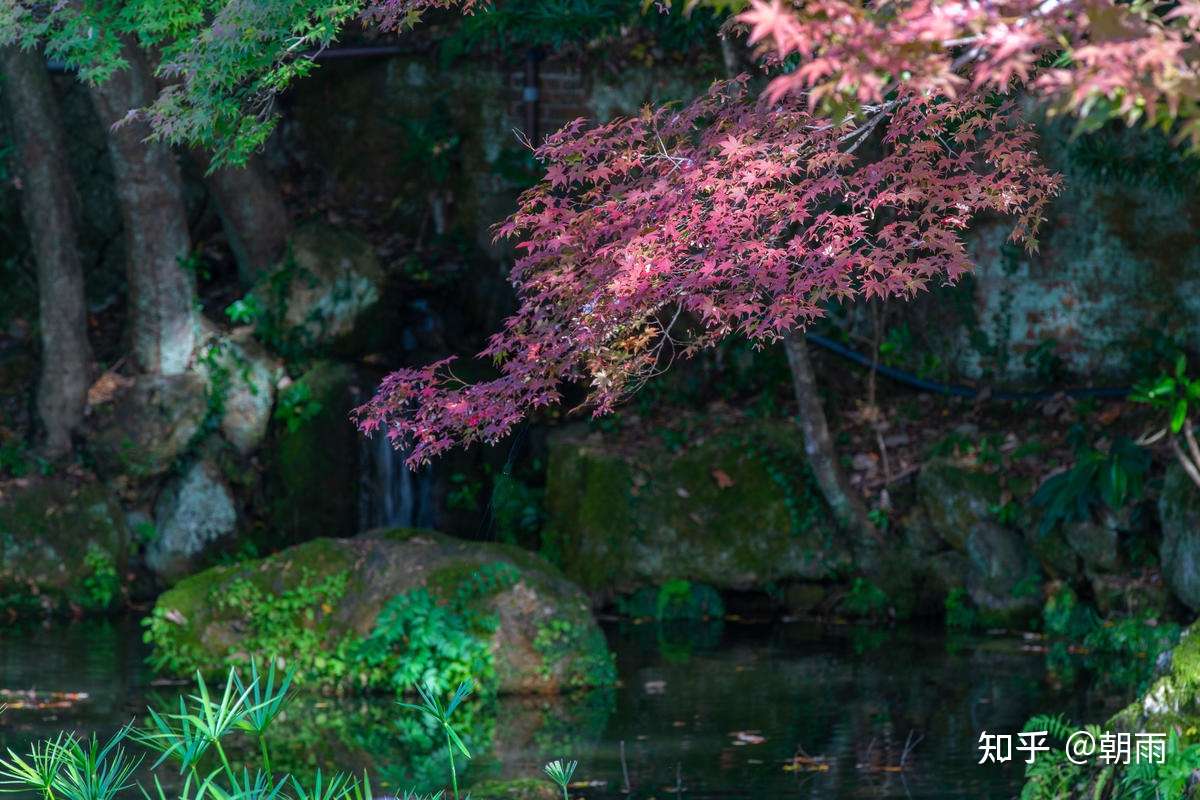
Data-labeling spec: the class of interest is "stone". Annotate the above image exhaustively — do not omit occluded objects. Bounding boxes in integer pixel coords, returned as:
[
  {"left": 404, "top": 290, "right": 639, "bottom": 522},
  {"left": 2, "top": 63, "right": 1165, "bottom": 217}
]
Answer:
[
  {"left": 195, "top": 319, "right": 282, "bottom": 455},
  {"left": 144, "top": 529, "right": 615, "bottom": 694},
  {"left": 0, "top": 478, "right": 129, "bottom": 614},
  {"left": 542, "top": 421, "right": 851, "bottom": 599},
  {"left": 87, "top": 373, "right": 207, "bottom": 479},
  {"left": 1063, "top": 517, "right": 1119, "bottom": 573},
  {"left": 264, "top": 360, "right": 361, "bottom": 545},
  {"left": 1089, "top": 572, "right": 1170, "bottom": 618},
  {"left": 964, "top": 522, "right": 1043, "bottom": 627},
  {"left": 147, "top": 460, "right": 238, "bottom": 584},
  {"left": 914, "top": 458, "right": 1002, "bottom": 550},
  {"left": 261, "top": 223, "right": 383, "bottom": 351},
  {"left": 1025, "top": 526, "right": 1081, "bottom": 579},
  {"left": 1158, "top": 464, "right": 1200, "bottom": 611}
]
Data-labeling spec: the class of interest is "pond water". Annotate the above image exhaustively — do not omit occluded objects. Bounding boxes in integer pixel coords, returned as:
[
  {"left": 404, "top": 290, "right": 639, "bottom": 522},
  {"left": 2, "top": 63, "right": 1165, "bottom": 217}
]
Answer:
[{"left": 0, "top": 616, "right": 1135, "bottom": 799}]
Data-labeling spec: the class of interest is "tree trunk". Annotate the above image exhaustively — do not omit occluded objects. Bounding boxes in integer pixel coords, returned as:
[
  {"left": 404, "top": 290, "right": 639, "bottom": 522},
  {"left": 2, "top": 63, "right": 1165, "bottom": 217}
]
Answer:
[
  {"left": 783, "top": 333, "right": 879, "bottom": 550},
  {"left": 86, "top": 38, "right": 196, "bottom": 375},
  {"left": 0, "top": 46, "right": 94, "bottom": 456},
  {"left": 193, "top": 150, "right": 289, "bottom": 285}
]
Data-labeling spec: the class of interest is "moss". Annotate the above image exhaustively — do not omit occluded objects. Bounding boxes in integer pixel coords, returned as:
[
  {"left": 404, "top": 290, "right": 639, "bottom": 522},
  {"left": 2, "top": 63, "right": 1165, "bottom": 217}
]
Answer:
[
  {"left": 542, "top": 435, "right": 636, "bottom": 590},
  {"left": 532, "top": 617, "right": 617, "bottom": 690},
  {"left": 146, "top": 533, "right": 615, "bottom": 695},
  {"left": 916, "top": 459, "right": 1002, "bottom": 550},
  {"left": 0, "top": 478, "right": 129, "bottom": 616},
  {"left": 265, "top": 361, "right": 359, "bottom": 545},
  {"left": 145, "top": 538, "right": 358, "bottom": 679},
  {"left": 542, "top": 421, "right": 846, "bottom": 596},
  {"left": 1109, "top": 622, "right": 1200, "bottom": 736}
]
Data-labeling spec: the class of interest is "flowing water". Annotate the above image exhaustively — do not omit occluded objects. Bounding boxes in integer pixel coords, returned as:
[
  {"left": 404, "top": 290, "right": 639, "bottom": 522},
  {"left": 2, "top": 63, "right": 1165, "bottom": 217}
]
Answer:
[{"left": 0, "top": 616, "right": 1132, "bottom": 799}]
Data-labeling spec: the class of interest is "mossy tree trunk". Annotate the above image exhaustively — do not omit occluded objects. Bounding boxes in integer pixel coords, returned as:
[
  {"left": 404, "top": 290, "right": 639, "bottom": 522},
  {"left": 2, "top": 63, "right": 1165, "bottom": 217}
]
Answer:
[
  {"left": 0, "top": 45, "right": 94, "bottom": 456},
  {"left": 193, "top": 150, "right": 290, "bottom": 286},
  {"left": 87, "top": 38, "right": 196, "bottom": 375},
  {"left": 783, "top": 333, "right": 879, "bottom": 554}
]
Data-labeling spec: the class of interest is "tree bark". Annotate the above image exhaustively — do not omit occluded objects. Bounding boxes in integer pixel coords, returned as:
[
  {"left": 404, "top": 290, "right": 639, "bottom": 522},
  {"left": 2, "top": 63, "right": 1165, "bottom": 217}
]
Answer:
[
  {"left": 86, "top": 38, "right": 196, "bottom": 375},
  {"left": 0, "top": 45, "right": 94, "bottom": 456},
  {"left": 783, "top": 333, "right": 879, "bottom": 548},
  {"left": 193, "top": 150, "right": 290, "bottom": 285}
]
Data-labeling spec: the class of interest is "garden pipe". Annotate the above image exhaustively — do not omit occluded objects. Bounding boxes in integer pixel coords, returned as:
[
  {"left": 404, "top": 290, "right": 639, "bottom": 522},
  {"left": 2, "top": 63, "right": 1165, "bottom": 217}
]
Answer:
[{"left": 805, "top": 332, "right": 1130, "bottom": 402}]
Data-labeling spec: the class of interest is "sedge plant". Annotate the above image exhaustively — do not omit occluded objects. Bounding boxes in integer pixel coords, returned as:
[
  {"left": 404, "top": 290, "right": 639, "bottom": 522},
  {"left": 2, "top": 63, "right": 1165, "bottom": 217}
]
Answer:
[
  {"left": 398, "top": 680, "right": 473, "bottom": 800},
  {"left": 543, "top": 760, "right": 577, "bottom": 800},
  {"left": 0, "top": 664, "right": 579, "bottom": 800}
]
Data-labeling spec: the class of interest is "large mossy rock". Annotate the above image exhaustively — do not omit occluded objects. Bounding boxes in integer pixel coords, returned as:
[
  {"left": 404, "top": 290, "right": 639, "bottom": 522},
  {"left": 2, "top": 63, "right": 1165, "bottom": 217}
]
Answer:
[
  {"left": 964, "top": 522, "right": 1043, "bottom": 627},
  {"left": 0, "top": 478, "right": 129, "bottom": 614},
  {"left": 1158, "top": 464, "right": 1200, "bottom": 611},
  {"left": 144, "top": 529, "right": 615, "bottom": 694},
  {"left": 88, "top": 374, "right": 207, "bottom": 479},
  {"left": 913, "top": 458, "right": 1002, "bottom": 550},
  {"left": 265, "top": 360, "right": 361, "bottom": 544},
  {"left": 542, "top": 422, "right": 849, "bottom": 597}
]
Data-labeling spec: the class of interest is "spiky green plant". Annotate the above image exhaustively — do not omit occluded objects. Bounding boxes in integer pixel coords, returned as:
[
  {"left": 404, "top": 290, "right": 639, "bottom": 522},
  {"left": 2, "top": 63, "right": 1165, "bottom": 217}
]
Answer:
[
  {"left": 2, "top": 665, "right": 576, "bottom": 800},
  {"left": 233, "top": 660, "right": 293, "bottom": 775},
  {"left": 288, "top": 770, "right": 357, "bottom": 800},
  {"left": 543, "top": 760, "right": 577, "bottom": 800},
  {"left": 0, "top": 732, "right": 73, "bottom": 799},
  {"left": 137, "top": 770, "right": 217, "bottom": 800},
  {"left": 51, "top": 726, "right": 141, "bottom": 800},
  {"left": 135, "top": 695, "right": 214, "bottom": 775},
  {"left": 398, "top": 680, "right": 474, "bottom": 800}
]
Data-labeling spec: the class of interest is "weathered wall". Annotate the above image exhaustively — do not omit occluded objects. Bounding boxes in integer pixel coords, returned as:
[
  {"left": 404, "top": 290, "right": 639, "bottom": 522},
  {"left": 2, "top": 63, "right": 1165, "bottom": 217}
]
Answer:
[{"left": 958, "top": 118, "right": 1200, "bottom": 383}]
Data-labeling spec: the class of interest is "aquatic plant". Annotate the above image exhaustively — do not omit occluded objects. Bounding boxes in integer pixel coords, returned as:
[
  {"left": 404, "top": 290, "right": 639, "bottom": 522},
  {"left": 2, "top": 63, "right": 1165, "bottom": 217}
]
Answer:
[
  {"left": 542, "top": 759, "right": 576, "bottom": 800},
  {"left": 398, "top": 681, "right": 473, "bottom": 800},
  {"left": 0, "top": 667, "right": 581, "bottom": 800}
]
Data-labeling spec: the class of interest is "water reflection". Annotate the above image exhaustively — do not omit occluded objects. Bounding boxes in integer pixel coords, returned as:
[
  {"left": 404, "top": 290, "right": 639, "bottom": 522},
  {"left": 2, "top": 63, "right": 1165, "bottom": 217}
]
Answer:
[{"left": 0, "top": 616, "right": 1131, "bottom": 799}]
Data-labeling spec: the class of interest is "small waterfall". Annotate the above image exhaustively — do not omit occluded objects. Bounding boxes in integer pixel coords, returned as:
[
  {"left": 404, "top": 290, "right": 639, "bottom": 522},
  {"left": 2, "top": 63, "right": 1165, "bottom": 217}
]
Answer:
[{"left": 359, "top": 430, "right": 436, "bottom": 531}]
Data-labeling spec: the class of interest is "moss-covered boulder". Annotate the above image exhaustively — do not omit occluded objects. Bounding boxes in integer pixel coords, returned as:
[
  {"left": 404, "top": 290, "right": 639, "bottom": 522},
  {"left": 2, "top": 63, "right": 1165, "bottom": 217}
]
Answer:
[
  {"left": 1158, "top": 464, "right": 1200, "bottom": 611},
  {"left": 964, "top": 522, "right": 1043, "bottom": 627},
  {"left": 265, "top": 360, "right": 361, "bottom": 544},
  {"left": 144, "top": 529, "right": 614, "bottom": 694},
  {"left": 912, "top": 458, "right": 1002, "bottom": 550},
  {"left": 87, "top": 373, "right": 207, "bottom": 479},
  {"left": 1111, "top": 619, "right": 1200, "bottom": 735},
  {"left": 542, "top": 422, "right": 849, "bottom": 598},
  {"left": 0, "top": 477, "right": 129, "bottom": 615}
]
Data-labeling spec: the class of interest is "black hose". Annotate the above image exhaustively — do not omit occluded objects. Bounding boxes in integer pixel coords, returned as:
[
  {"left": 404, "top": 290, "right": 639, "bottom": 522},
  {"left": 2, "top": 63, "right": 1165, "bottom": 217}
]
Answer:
[{"left": 805, "top": 332, "right": 1130, "bottom": 402}]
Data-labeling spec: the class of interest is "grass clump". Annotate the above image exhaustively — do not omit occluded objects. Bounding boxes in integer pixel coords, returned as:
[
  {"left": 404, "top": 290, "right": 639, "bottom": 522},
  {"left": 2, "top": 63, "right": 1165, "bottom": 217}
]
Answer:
[{"left": 0, "top": 665, "right": 581, "bottom": 800}]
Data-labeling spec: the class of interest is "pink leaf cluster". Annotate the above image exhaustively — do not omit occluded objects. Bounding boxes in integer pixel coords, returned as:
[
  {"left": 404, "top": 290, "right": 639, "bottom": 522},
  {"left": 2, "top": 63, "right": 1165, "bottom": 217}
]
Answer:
[
  {"left": 741, "top": 0, "right": 1200, "bottom": 139},
  {"left": 355, "top": 78, "right": 1059, "bottom": 464}
]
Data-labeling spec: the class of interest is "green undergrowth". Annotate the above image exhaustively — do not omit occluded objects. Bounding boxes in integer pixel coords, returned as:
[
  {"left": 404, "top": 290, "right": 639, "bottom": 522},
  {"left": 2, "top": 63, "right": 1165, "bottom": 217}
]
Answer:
[
  {"left": 614, "top": 579, "right": 725, "bottom": 620},
  {"left": 1041, "top": 585, "right": 1181, "bottom": 693},
  {"left": 1019, "top": 715, "right": 1200, "bottom": 800},
  {"left": 144, "top": 561, "right": 523, "bottom": 697}
]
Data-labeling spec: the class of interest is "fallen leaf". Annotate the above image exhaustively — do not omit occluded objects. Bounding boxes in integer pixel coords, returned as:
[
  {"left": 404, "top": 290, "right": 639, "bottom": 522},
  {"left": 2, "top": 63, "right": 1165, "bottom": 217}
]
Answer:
[{"left": 711, "top": 468, "right": 735, "bottom": 488}]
